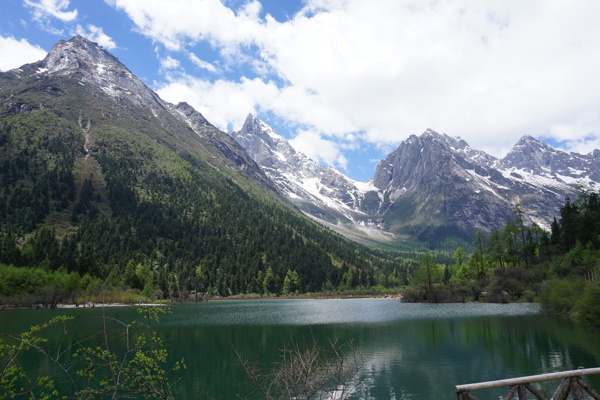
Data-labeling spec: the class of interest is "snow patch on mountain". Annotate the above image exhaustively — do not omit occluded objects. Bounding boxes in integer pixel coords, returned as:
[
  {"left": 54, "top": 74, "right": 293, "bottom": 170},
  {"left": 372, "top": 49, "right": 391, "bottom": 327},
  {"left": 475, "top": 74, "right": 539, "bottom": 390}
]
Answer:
[
  {"left": 229, "top": 114, "right": 380, "bottom": 236},
  {"left": 231, "top": 116, "right": 600, "bottom": 243}
]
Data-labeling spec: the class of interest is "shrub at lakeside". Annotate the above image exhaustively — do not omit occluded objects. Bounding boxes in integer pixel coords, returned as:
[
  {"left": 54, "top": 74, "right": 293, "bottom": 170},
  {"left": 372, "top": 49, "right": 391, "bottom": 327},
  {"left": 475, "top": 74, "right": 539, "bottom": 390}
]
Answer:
[
  {"left": 0, "top": 308, "right": 184, "bottom": 399},
  {"left": 404, "top": 193, "right": 600, "bottom": 328},
  {"left": 0, "top": 263, "right": 147, "bottom": 307}
]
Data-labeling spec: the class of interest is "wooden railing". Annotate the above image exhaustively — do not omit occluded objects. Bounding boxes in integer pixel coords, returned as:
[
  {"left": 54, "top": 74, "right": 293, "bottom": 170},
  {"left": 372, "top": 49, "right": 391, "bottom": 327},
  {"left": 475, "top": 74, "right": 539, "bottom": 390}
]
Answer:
[{"left": 455, "top": 367, "right": 600, "bottom": 399}]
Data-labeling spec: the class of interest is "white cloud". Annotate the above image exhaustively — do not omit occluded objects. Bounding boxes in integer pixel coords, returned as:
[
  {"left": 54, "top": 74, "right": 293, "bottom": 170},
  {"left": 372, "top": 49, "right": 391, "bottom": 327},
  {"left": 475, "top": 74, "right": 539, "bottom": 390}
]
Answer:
[
  {"left": 188, "top": 52, "right": 217, "bottom": 73},
  {"left": 118, "top": 0, "right": 600, "bottom": 166},
  {"left": 160, "top": 55, "right": 181, "bottom": 70},
  {"left": 563, "top": 138, "right": 600, "bottom": 156},
  {"left": 157, "top": 76, "right": 269, "bottom": 131},
  {"left": 73, "top": 25, "right": 117, "bottom": 50},
  {"left": 156, "top": 74, "right": 357, "bottom": 135},
  {"left": 109, "top": 0, "right": 263, "bottom": 51},
  {"left": 24, "top": 0, "right": 78, "bottom": 22},
  {"left": 0, "top": 36, "right": 47, "bottom": 71},
  {"left": 289, "top": 130, "right": 348, "bottom": 170}
]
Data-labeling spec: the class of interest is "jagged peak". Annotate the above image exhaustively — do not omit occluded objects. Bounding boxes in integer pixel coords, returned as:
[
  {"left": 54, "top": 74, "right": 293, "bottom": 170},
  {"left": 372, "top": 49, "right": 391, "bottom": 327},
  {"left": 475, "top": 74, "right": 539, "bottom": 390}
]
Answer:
[
  {"left": 516, "top": 135, "right": 545, "bottom": 146},
  {"left": 422, "top": 128, "right": 443, "bottom": 138},
  {"left": 510, "top": 135, "right": 556, "bottom": 154},
  {"left": 42, "top": 35, "right": 127, "bottom": 77},
  {"left": 241, "top": 113, "right": 257, "bottom": 131},
  {"left": 416, "top": 129, "right": 459, "bottom": 150},
  {"left": 36, "top": 36, "right": 167, "bottom": 111},
  {"left": 240, "top": 113, "right": 282, "bottom": 142},
  {"left": 419, "top": 129, "right": 464, "bottom": 148}
]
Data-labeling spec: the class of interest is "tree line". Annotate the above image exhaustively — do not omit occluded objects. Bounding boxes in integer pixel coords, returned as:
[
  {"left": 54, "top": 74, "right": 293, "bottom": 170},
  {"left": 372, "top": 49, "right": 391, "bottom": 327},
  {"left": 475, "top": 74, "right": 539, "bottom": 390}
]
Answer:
[
  {"left": 404, "top": 190, "right": 600, "bottom": 327},
  {"left": 0, "top": 109, "right": 411, "bottom": 306}
]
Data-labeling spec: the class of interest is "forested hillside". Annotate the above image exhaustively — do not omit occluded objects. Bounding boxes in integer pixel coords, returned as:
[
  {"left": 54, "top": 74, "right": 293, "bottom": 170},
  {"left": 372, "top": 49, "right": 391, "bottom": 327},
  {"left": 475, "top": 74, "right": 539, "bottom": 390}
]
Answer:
[
  {"left": 0, "top": 38, "right": 406, "bottom": 305},
  {"left": 403, "top": 191, "right": 600, "bottom": 326}
]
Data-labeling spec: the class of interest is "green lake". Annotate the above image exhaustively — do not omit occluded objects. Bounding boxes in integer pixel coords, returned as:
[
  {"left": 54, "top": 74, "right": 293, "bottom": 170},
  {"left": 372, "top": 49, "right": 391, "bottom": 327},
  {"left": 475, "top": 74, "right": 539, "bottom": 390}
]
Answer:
[{"left": 1, "top": 299, "right": 599, "bottom": 399}]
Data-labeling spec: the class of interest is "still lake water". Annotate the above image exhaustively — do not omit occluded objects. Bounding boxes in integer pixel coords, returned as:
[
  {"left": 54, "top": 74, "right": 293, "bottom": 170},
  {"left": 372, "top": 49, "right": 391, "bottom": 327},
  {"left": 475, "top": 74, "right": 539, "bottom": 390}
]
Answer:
[{"left": 1, "top": 299, "right": 600, "bottom": 399}]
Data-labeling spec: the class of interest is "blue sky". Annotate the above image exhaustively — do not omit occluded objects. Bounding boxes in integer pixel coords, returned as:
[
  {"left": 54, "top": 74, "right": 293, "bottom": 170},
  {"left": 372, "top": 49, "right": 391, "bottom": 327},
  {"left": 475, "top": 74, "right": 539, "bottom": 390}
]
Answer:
[{"left": 2, "top": 0, "right": 600, "bottom": 182}]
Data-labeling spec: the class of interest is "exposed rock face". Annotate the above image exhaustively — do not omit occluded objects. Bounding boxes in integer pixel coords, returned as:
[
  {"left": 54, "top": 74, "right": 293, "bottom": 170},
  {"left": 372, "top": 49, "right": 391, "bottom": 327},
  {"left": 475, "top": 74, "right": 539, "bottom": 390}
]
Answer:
[
  {"left": 38, "top": 36, "right": 166, "bottom": 112},
  {"left": 230, "top": 114, "right": 374, "bottom": 225},
  {"left": 232, "top": 119, "right": 599, "bottom": 246},
  {"left": 499, "top": 135, "right": 600, "bottom": 184},
  {"left": 372, "top": 130, "right": 496, "bottom": 190},
  {"left": 0, "top": 35, "right": 273, "bottom": 192},
  {"left": 370, "top": 130, "right": 575, "bottom": 239}
]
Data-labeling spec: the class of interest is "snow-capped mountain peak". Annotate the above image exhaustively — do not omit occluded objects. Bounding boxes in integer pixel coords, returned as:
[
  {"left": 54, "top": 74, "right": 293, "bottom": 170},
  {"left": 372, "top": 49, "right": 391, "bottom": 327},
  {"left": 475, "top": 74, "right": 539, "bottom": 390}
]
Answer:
[
  {"left": 499, "top": 135, "right": 600, "bottom": 186},
  {"left": 42, "top": 36, "right": 126, "bottom": 77},
  {"left": 230, "top": 115, "right": 391, "bottom": 241},
  {"left": 234, "top": 121, "right": 600, "bottom": 246},
  {"left": 32, "top": 36, "right": 166, "bottom": 112}
]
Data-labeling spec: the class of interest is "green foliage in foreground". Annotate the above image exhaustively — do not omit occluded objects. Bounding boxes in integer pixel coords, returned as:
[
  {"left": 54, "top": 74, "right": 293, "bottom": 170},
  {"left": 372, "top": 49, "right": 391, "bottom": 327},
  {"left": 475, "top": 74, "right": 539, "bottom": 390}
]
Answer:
[
  {"left": 0, "top": 263, "right": 148, "bottom": 307},
  {"left": 539, "top": 279, "right": 600, "bottom": 327},
  {"left": 0, "top": 307, "right": 184, "bottom": 399},
  {"left": 1, "top": 308, "right": 362, "bottom": 400}
]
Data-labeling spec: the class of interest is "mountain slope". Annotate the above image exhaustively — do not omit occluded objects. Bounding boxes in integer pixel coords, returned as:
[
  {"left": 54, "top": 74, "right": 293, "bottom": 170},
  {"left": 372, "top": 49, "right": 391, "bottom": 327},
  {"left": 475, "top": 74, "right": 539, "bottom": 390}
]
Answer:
[
  {"left": 230, "top": 114, "right": 396, "bottom": 245},
  {"left": 232, "top": 118, "right": 597, "bottom": 249},
  {"left": 0, "top": 36, "right": 396, "bottom": 295},
  {"left": 1, "top": 36, "right": 274, "bottom": 192},
  {"left": 371, "top": 130, "right": 576, "bottom": 246}
]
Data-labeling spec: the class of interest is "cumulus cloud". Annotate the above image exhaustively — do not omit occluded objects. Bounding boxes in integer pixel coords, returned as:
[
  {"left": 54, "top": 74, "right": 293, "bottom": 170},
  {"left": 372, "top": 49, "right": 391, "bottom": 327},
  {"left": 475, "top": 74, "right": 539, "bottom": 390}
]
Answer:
[
  {"left": 73, "top": 25, "right": 117, "bottom": 50},
  {"left": 109, "top": 0, "right": 263, "bottom": 51},
  {"left": 117, "top": 0, "right": 600, "bottom": 164},
  {"left": 24, "top": 0, "right": 78, "bottom": 22},
  {"left": 160, "top": 55, "right": 181, "bottom": 70},
  {"left": 0, "top": 36, "right": 47, "bottom": 71},
  {"left": 157, "top": 76, "right": 264, "bottom": 131},
  {"left": 289, "top": 130, "right": 349, "bottom": 170}
]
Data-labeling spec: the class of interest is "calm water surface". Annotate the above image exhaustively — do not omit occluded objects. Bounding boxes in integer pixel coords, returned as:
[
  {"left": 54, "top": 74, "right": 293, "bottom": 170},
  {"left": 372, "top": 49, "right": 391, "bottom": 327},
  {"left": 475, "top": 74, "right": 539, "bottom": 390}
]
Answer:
[{"left": 2, "top": 299, "right": 599, "bottom": 399}]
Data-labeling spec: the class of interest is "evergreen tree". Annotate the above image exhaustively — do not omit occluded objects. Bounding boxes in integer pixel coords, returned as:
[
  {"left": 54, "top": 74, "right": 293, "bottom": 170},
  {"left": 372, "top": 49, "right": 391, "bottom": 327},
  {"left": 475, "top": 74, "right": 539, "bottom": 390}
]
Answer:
[
  {"left": 282, "top": 269, "right": 300, "bottom": 295},
  {"left": 414, "top": 253, "right": 439, "bottom": 290}
]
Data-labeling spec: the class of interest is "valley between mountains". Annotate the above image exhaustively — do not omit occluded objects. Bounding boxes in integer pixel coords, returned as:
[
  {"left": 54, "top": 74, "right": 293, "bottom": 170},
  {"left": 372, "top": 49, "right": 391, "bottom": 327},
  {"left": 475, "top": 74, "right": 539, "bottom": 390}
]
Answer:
[
  {"left": 231, "top": 114, "right": 600, "bottom": 249},
  {"left": 1, "top": 36, "right": 599, "bottom": 310}
]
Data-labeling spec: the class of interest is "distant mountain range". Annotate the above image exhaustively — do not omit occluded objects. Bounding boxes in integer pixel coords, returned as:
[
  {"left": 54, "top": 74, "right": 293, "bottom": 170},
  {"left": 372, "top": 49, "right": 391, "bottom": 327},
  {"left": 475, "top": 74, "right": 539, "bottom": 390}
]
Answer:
[
  {"left": 2, "top": 35, "right": 598, "bottom": 258},
  {"left": 231, "top": 116, "right": 600, "bottom": 248}
]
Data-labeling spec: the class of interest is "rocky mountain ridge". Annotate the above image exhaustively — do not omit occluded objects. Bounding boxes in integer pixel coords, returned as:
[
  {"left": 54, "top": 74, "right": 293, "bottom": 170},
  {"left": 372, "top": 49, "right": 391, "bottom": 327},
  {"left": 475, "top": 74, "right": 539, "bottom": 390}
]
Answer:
[
  {"left": 6, "top": 36, "right": 594, "bottom": 249},
  {"left": 0, "top": 35, "right": 394, "bottom": 294},
  {"left": 1, "top": 36, "right": 272, "bottom": 190},
  {"left": 229, "top": 115, "right": 394, "bottom": 244},
  {"left": 231, "top": 119, "right": 599, "bottom": 247}
]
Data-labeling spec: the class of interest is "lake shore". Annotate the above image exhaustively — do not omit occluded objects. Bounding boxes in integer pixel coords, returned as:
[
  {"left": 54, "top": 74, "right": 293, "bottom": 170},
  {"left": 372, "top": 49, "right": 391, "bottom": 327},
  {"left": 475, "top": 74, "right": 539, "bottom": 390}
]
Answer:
[
  {"left": 0, "top": 301, "right": 168, "bottom": 310},
  {"left": 0, "top": 294, "right": 404, "bottom": 310},
  {"left": 211, "top": 294, "right": 403, "bottom": 300}
]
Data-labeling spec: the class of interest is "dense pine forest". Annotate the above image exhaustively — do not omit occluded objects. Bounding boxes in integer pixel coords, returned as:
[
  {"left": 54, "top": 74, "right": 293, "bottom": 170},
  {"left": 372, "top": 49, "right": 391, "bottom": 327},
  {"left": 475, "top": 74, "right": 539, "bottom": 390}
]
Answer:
[{"left": 0, "top": 74, "right": 418, "bottom": 306}]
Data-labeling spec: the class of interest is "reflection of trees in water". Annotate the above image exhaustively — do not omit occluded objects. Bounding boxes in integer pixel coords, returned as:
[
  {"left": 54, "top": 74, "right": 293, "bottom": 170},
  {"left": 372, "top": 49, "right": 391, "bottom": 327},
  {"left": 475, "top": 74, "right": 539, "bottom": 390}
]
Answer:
[
  {"left": 6, "top": 303, "right": 599, "bottom": 398},
  {"left": 332, "top": 315, "right": 600, "bottom": 399}
]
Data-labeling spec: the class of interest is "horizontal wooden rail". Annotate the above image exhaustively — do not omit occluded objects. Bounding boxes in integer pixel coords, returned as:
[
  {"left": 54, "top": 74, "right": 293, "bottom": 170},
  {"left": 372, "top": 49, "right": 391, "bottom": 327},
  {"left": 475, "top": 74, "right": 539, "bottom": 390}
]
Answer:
[{"left": 455, "top": 367, "right": 600, "bottom": 399}]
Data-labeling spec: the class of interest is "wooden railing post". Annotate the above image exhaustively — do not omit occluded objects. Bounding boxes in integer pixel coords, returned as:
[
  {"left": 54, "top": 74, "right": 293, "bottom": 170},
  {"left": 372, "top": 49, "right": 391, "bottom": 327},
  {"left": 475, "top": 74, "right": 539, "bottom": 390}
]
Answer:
[{"left": 455, "top": 367, "right": 600, "bottom": 400}]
